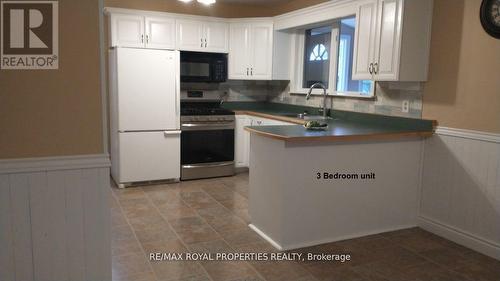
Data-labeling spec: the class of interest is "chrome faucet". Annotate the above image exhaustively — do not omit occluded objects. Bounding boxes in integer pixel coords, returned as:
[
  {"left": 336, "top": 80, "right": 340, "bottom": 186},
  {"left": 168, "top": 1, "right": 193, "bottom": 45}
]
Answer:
[
  {"left": 219, "top": 91, "right": 228, "bottom": 106},
  {"left": 306, "top": 83, "right": 328, "bottom": 119}
]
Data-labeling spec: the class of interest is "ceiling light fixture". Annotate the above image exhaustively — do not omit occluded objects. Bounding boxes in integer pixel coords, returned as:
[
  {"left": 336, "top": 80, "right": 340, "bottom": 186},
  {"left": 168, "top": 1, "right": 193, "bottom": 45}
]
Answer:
[
  {"left": 197, "top": 0, "right": 216, "bottom": 5},
  {"left": 178, "top": 0, "right": 193, "bottom": 2}
]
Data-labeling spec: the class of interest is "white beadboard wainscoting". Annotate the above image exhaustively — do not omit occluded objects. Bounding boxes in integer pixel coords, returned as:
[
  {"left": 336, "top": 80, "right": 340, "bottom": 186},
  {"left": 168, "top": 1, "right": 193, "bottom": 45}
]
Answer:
[
  {"left": 419, "top": 127, "right": 500, "bottom": 260},
  {"left": 0, "top": 154, "right": 111, "bottom": 281}
]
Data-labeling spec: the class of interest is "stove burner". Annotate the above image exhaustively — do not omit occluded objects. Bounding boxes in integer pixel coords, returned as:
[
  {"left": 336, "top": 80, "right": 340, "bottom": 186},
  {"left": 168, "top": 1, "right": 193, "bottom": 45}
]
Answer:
[{"left": 181, "top": 101, "right": 234, "bottom": 116}]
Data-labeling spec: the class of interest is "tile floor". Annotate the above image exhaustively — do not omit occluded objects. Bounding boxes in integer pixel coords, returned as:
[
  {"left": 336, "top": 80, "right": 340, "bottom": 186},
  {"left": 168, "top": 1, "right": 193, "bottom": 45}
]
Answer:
[{"left": 111, "top": 173, "right": 500, "bottom": 281}]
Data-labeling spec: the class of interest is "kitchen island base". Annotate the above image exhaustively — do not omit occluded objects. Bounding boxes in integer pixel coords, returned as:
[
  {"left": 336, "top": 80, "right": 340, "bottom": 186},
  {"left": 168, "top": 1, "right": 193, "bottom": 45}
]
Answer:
[{"left": 249, "top": 134, "right": 424, "bottom": 250}]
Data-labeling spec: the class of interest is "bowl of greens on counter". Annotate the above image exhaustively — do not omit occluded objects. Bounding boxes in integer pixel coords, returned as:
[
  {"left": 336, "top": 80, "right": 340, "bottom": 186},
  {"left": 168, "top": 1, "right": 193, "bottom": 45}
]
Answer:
[{"left": 304, "top": 121, "right": 328, "bottom": 131}]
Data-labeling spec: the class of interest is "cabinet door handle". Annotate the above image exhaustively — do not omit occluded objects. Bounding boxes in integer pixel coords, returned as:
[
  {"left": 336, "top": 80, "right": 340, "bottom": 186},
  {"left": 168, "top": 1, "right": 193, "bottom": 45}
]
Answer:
[
  {"left": 369, "top": 63, "right": 373, "bottom": 74},
  {"left": 201, "top": 38, "right": 203, "bottom": 47},
  {"left": 374, "top": 63, "right": 379, "bottom": 74},
  {"left": 141, "top": 34, "right": 144, "bottom": 43},
  {"left": 251, "top": 68, "right": 253, "bottom": 76},
  {"left": 247, "top": 68, "right": 249, "bottom": 76},
  {"left": 164, "top": 131, "right": 181, "bottom": 136},
  {"left": 146, "top": 34, "right": 149, "bottom": 44},
  {"left": 205, "top": 38, "right": 207, "bottom": 48}
]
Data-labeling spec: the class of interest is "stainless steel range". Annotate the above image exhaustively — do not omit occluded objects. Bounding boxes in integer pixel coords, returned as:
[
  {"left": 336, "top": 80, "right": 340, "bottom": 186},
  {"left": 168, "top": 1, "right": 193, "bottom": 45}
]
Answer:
[{"left": 180, "top": 99, "right": 235, "bottom": 180}]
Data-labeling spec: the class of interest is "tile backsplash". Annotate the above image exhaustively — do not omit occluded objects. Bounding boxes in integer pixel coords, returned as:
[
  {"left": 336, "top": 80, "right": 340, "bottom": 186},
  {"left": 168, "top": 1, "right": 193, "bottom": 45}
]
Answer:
[
  {"left": 267, "top": 81, "right": 424, "bottom": 118},
  {"left": 183, "top": 80, "right": 424, "bottom": 118},
  {"left": 182, "top": 80, "right": 269, "bottom": 102}
]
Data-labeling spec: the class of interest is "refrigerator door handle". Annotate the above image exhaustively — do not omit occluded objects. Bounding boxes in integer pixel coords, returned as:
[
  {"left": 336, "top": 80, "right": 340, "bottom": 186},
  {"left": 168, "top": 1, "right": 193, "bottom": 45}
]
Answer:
[
  {"left": 174, "top": 51, "right": 180, "bottom": 125},
  {"left": 164, "top": 130, "right": 181, "bottom": 136}
]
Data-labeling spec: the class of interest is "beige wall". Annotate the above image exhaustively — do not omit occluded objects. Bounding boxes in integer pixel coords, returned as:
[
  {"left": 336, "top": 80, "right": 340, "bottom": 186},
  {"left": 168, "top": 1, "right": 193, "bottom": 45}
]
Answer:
[
  {"left": 0, "top": 0, "right": 103, "bottom": 159},
  {"left": 423, "top": 0, "right": 500, "bottom": 133}
]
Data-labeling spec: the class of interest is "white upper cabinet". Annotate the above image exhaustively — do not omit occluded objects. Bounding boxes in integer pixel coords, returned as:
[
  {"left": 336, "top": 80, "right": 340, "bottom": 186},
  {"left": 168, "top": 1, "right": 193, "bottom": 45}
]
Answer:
[
  {"left": 176, "top": 19, "right": 229, "bottom": 53},
  {"left": 352, "top": 0, "right": 433, "bottom": 81},
  {"left": 228, "top": 24, "right": 251, "bottom": 79},
  {"left": 110, "top": 13, "right": 175, "bottom": 49},
  {"left": 229, "top": 21, "right": 273, "bottom": 80},
  {"left": 352, "top": 1, "right": 377, "bottom": 80},
  {"left": 374, "top": 0, "right": 402, "bottom": 80},
  {"left": 176, "top": 19, "right": 205, "bottom": 51},
  {"left": 111, "top": 14, "right": 145, "bottom": 48},
  {"left": 145, "top": 17, "right": 176, "bottom": 50},
  {"left": 204, "top": 22, "right": 229, "bottom": 53},
  {"left": 249, "top": 23, "right": 273, "bottom": 80}
]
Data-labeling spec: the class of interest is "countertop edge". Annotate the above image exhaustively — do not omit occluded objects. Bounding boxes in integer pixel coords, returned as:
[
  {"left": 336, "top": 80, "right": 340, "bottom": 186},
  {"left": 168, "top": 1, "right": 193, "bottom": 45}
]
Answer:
[
  {"left": 233, "top": 110, "right": 306, "bottom": 125},
  {"left": 244, "top": 127, "right": 434, "bottom": 143}
]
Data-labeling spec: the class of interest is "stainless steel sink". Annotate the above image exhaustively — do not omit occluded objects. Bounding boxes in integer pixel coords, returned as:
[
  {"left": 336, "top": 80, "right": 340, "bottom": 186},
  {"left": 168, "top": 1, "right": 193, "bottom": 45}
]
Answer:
[
  {"left": 302, "top": 115, "right": 332, "bottom": 121},
  {"left": 279, "top": 113, "right": 333, "bottom": 121},
  {"left": 279, "top": 113, "right": 302, "bottom": 118}
]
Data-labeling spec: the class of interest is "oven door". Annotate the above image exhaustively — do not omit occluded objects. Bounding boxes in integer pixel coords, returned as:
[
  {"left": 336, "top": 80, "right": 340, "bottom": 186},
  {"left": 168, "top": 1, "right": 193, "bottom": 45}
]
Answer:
[
  {"left": 181, "top": 129, "right": 234, "bottom": 164},
  {"left": 181, "top": 123, "right": 235, "bottom": 180}
]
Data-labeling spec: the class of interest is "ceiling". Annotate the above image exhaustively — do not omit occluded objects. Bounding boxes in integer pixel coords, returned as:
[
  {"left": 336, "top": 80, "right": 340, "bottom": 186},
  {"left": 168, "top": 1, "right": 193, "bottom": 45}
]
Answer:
[{"left": 217, "top": 0, "right": 292, "bottom": 5}]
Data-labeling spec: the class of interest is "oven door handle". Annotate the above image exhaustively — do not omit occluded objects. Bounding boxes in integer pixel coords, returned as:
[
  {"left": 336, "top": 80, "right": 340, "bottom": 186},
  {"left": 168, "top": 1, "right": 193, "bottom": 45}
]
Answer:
[{"left": 181, "top": 122, "right": 235, "bottom": 131}]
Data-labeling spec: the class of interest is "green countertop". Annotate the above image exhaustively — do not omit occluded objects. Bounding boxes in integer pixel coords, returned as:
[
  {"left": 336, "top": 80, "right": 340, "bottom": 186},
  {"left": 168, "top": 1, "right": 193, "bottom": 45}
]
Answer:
[{"left": 222, "top": 102, "right": 436, "bottom": 142}]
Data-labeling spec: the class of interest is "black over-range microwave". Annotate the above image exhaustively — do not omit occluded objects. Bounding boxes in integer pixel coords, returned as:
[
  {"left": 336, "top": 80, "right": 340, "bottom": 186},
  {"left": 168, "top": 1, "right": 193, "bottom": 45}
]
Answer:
[{"left": 180, "top": 51, "right": 227, "bottom": 83}]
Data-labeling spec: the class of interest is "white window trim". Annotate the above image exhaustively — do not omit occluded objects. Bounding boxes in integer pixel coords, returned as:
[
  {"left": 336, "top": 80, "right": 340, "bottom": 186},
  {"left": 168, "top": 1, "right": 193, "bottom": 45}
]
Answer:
[{"left": 289, "top": 21, "right": 375, "bottom": 99}]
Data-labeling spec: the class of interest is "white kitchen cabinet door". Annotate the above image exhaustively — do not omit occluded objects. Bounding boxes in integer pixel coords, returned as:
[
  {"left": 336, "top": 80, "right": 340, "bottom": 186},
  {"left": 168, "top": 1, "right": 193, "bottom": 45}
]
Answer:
[
  {"left": 373, "top": 0, "right": 402, "bottom": 81},
  {"left": 235, "top": 116, "right": 251, "bottom": 168},
  {"left": 229, "top": 24, "right": 251, "bottom": 79},
  {"left": 145, "top": 17, "right": 175, "bottom": 50},
  {"left": 176, "top": 19, "right": 204, "bottom": 51},
  {"left": 119, "top": 131, "right": 180, "bottom": 182},
  {"left": 352, "top": 1, "right": 378, "bottom": 80},
  {"left": 249, "top": 23, "right": 273, "bottom": 80},
  {"left": 117, "top": 48, "right": 179, "bottom": 131},
  {"left": 110, "top": 14, "right": 145, "bottom": 48},
  {"left": 204, "top": 22, "right": 229, "bottom": 53}
]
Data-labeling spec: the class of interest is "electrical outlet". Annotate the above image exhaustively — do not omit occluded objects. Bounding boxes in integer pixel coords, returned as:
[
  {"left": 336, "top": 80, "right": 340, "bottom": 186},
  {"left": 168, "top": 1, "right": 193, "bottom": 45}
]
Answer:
[{"left": 402, "top": 100, "right": 410, "bottom": 113}]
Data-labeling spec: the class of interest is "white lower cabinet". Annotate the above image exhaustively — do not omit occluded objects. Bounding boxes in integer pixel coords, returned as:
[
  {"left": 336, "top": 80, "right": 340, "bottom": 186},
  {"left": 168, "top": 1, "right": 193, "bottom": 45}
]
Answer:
[
  {"left": 235, "top": 115, "right": 295, "bottom": 168},
  {"left": 235, "top": 116, "right": 251, "bottom": 168}
]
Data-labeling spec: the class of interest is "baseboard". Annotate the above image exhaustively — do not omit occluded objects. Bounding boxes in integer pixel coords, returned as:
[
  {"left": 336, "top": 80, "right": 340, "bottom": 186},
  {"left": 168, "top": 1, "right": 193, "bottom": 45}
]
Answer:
[
  {"left": 418, "top": 216, "right": 500, "bottom": 261},
  {"left": 435, "top": 127, "right": 500, "bottom": 143},
  {"left": 249, "top": 223, "right": 417, "bottom": 251},
  {"left": 248, "top": 224, "right": 284, "bottom": 251},
  {"left": 0, "top": 154, "right": 110, "bottom": 174},
  {"left": 235, "top": 167, "right": 249, "bottom": 174}
]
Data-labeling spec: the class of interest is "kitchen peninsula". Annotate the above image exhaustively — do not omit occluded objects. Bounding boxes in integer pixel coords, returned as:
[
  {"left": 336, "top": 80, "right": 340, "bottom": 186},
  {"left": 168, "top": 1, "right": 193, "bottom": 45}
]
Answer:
[{"left": 227, "top": 103, "right": 436, "bottom": 250}]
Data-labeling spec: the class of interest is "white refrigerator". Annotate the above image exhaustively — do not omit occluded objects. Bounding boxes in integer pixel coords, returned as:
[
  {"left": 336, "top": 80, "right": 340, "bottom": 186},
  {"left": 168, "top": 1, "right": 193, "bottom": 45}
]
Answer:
[{"left": 109, "top": 48, "right": 180, "bottom": 187}]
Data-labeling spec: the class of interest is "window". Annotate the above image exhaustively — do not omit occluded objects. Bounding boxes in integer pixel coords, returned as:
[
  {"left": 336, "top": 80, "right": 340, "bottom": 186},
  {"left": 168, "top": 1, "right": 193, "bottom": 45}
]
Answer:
[
  {"left": 294, "top": 17, "right": 374, "bottom": 97},
  {"left": 302, "top": 26, "right": 332, "bottom": 88}
]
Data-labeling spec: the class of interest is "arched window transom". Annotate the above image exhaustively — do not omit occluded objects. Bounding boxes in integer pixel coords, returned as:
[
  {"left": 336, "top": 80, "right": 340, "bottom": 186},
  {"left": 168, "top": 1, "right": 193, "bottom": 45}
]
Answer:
[{"left": 309, "top": 44, "right": 329, "bottom": 61}]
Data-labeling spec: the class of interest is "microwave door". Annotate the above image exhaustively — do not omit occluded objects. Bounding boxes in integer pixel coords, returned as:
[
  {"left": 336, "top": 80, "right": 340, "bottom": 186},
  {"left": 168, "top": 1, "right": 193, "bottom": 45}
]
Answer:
[{"left": 180, "top": 61, "right": 211, "bottom": 82}]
